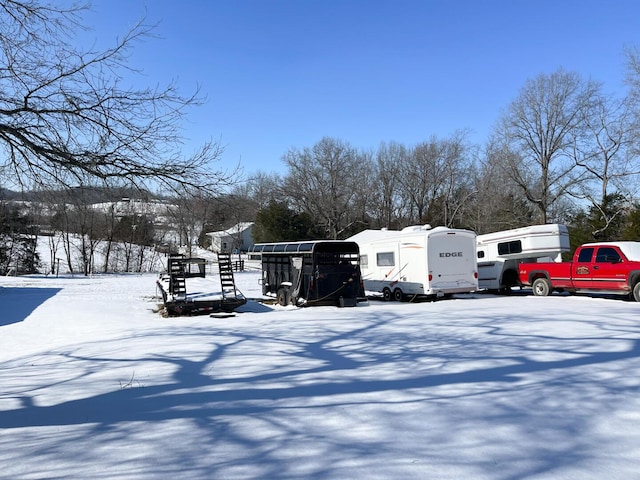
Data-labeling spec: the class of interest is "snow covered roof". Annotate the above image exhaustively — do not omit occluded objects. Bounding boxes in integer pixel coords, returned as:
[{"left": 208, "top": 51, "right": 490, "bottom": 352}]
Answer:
[
  {"left": 347, "top": 225, "right": 468, "bottom": 244},
  {"left": 206, "top": 222, "right": 254, "bottom": 237}
]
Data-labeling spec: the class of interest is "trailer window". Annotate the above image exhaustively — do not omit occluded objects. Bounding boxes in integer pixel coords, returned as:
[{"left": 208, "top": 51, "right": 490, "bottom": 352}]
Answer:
[
  {"left": 376, "top": 252, "right": 395, "bottom": 267},
  {"left": 360, "top": 255, "right": 368, "bottom": 268},
  {"left": 497, "top": 240, "right": 522, "bottom": 255},
  {"left": 315, "top": 252, "right": 359, "bottom": 266},
  {"left": 316, "top": 253, "right": 340, "bottom": 265},
  {"left": 477, "top": 251, "right": 485, "bottom": 259}
]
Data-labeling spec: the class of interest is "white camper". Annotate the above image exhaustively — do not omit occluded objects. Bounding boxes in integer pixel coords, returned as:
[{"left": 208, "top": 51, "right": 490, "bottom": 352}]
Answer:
[
  {"left": 476, "top": 223, "right": 570, "bottom": 291},
  {"left": 348, "top": 225, "right": 477, "bottom": 301}
]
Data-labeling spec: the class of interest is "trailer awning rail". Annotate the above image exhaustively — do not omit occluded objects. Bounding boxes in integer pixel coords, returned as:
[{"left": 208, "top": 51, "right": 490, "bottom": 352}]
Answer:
[{"left": 250, "top": 241, "right": 359, "bottom": 254}]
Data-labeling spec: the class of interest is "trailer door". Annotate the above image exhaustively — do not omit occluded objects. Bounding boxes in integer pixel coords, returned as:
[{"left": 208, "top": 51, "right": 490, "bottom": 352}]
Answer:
[
  {"left": 427, "top": 231, "right": 477, "bottom": 292},
  {"left": 397, "top": 239, "right": 425, "bottom": 285}
]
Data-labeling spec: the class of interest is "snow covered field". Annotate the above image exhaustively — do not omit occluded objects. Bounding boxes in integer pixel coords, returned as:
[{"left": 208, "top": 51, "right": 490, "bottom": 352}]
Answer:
[{"left": 2, "top": 268, "right": 640, "bottom": 479}]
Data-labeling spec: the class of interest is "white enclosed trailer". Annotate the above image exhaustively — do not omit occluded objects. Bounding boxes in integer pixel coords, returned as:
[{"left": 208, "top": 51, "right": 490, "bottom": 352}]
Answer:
[
  {"left": 348, "top": 225, "right": 477, "bottom": 301},
  {"left": 476, "top": 223, "right": 570, "bottom": 291}
]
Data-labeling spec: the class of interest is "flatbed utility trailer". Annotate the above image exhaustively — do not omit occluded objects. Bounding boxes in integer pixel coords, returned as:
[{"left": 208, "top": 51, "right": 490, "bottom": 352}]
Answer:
[
  {"left": 156, "top": 254, "right": 246, "bottom": 316},
  {"left": 249, "top": 240, "right": 366, "bottom": 307}
]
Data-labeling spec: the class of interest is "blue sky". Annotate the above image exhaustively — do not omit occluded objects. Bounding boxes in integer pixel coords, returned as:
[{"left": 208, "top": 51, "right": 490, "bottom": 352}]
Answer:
[{"left": 86, "top": 0, "right": 640, "bottom": 177}]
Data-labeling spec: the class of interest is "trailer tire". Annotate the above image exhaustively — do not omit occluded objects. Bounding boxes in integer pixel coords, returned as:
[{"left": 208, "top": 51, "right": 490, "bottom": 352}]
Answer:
[
  {"left": 382, "top": 288, "right": 392, "bottom": 301},
  {"left": 532, "top": 277, "right": 552, "bottom": 297},
  {"left": 277, "top": 287, "right": 290, "bottom": 306},
  {"left": 633, "top": 282, "right": 640, "bottom": 302},
  {"left": 501, "top": 268, "right": 518, "bottom": 288},
  {"left": 393, "top": 288, "right": 404, "bottom": 302}
]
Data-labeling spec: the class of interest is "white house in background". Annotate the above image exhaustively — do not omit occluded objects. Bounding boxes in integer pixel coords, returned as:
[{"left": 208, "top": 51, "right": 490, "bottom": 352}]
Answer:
[{"left": 206, "top": 222, "right": 255, "bottom": 253}]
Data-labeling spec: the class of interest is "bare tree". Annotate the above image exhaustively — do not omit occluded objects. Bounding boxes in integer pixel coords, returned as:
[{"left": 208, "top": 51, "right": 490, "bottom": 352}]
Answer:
[
  {"left": 573, "top": 90, "right": 638, "bottom": 237},
  {"left": 0, "top": 1, "right": 233, "bottom": 192},
  {"left": 496, "top": 69, "right": 600, "bottom": 223},
  {"left": 167, "top": 195, "right": 209, "bottom": 256},
  {"left": 625, "top": 45, "right": 640, "bottom": 170},
  {"left": 367, "top": 141, "right": 406, "bottom": 229},
  {"left": 244, "top": 171, "right": 283, "bottom": 210},
  {"left": 343, "top": 147, "right": 375, "bottom": 236},
  {"left": 468, "top": 139, "right": 537, "bottom": 234},
  {"left": 437, "top": 134, "right": 475, "bottom": 228},
  {"left": 397, "top": 132, "right": 470, "bottom": 226},
  {"left": 283, "top": 137, "right": 365, "bottom": 239},
  {"left": 626, "top": 45, "right": 640, "bottom": 106},
  {"left": 49, "top": 186, "right": 105, "bottom": 275},
  {"left": 99, "top": 201, "right": 118, "bottom": 273}
]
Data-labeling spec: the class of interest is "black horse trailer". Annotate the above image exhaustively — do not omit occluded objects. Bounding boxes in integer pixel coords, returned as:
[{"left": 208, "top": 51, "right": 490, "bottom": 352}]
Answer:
[{"left": 250, "top": 240, "right": 366, "bottom": 307}]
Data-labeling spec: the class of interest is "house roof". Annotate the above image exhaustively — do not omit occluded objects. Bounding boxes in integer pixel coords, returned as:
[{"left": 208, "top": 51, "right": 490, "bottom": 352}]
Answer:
[{"left": 206, "top": 222, "right": 254, "bottom": 237}]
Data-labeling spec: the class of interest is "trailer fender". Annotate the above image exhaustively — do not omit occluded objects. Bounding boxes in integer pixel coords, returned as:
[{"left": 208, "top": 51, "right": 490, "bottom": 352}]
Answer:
[{"left": 501, "top": 268, "right": 519, "bottom": 288}]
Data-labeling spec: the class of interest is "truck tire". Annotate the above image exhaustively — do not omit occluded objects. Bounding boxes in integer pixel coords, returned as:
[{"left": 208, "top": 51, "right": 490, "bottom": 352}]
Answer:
[
  {"left": 393, "top": 288, "right": 404, "bottom": 302},
  {"left": 382, "top": 288, "right": 392, "bottom": 301},
  {"left": 532, "top": 277, "right": 552, "bottom": 297},
  {"left": 633, "top": 283, "right": 640, "bottom": 302},
  {"left": 277, "top": 287, "right": 290, "bottom": 306}
]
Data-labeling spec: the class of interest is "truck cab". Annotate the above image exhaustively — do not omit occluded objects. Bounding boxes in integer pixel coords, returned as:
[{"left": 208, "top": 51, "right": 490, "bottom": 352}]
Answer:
[{"left": 571, "top": 245, "right": 628, "bottom": 291}]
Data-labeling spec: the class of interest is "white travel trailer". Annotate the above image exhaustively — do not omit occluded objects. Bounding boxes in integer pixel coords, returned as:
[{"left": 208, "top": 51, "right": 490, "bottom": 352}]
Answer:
[
  {"left": 348, "top": 225, "right": 478, "bottom": 301},
  {"left": 476, "top": 223, "right": 570, "bottom": 291}
]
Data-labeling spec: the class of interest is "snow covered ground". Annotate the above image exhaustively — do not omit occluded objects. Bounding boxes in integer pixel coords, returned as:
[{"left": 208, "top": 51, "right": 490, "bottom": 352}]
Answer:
[{"left": 2, "top": 267, "right": 640, "bottom": 479}]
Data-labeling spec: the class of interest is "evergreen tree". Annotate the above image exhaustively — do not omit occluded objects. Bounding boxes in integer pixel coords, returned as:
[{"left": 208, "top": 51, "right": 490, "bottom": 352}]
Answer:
[
  {"left": 254, "top": 202, "right": 323, "bottom": 243},
  {"left": 0, "top": 203, "right": 40, "bottom": 275}
]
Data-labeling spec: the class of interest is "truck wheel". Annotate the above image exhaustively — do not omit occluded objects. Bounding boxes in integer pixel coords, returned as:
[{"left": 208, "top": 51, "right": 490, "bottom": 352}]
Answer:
[
  {"left": 277, "top": 287, "right": 290, "bottom": 306},
  {"left": 532, "top": 278, "right": 552, "bottom": 297},
  {"left": 393, "top": 288, "right": 404, "bottom": 302},
  {"left": 382, "top": 288, "right": 392, "bottom": 301},
  {"left": 633, "top": 283, "right": 640, "bottom": 302}
]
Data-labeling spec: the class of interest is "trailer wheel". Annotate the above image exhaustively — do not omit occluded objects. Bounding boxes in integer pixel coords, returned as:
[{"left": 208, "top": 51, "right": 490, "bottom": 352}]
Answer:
[
  {"left": 501, "top": 269, "right": 518, "bottom": 288},
  {"left": 633, "top": 282, "right": 640, "bottom": 302},
  {"left": 277, "top": 287, "right": 290, "bottom": 306},
  {"left": 393, "top": 288, "right": 404, "bottom": 302},
  {"left": 382, "top": 288, "right": 392, "bottom": 301},
  {"left": 532, "top": 277, "right": 552, "bottom": 297}
]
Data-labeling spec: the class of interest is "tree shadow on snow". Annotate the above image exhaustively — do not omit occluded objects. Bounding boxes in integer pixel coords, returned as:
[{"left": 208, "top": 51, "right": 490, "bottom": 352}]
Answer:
[
  {"left": 0, "top": 286, "right": 62, "bottom": 326},
  {"left": 2, "top": 317, "right": 640, "bottom": 425},
  {"left": 2, "top": 308, "right": 640, "bottom": 478}
]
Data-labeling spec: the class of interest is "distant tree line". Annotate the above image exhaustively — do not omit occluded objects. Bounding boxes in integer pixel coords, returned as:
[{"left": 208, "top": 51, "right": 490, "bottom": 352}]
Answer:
[
  {"left": 4, "top": 57, "right": 640, "bottom": 274},
  {"left": 0, "top": 188, "right": 160, "bottom": 275},
  {"left": 245, "top": 57, "right": 640, "bottom": 250}
]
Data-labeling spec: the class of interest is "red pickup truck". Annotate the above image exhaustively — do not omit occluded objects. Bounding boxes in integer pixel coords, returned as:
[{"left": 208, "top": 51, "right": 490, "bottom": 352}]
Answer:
[{"left": 518, "top": 242, "right": 640, "bottom": 301}]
